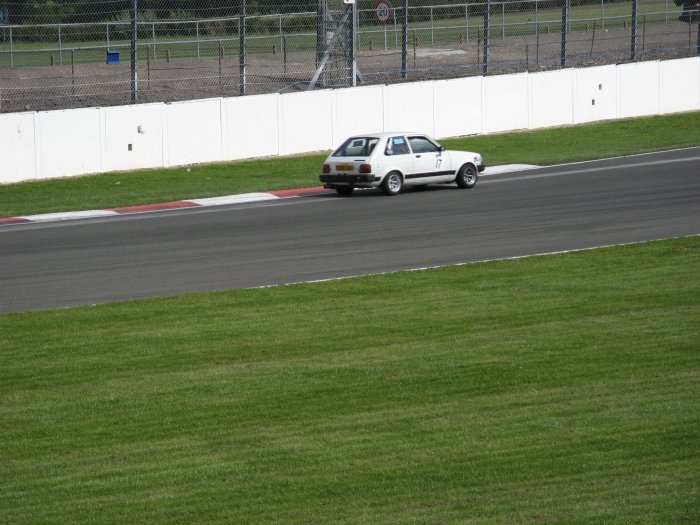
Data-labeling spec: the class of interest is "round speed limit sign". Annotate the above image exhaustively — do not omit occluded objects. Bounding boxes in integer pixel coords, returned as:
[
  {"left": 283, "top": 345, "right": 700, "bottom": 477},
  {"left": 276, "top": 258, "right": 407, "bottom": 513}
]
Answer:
[{"left": 375, "top": 0, "right": 392, "bottom": 25}]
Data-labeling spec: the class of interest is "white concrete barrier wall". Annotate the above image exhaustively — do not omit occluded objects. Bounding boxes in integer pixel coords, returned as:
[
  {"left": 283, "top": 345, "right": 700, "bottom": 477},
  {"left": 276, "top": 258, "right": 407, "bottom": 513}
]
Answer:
[
  {"left": 0, "top": 112, "right": 36, "bottom": 183},
  {"left": 102, "top": 103, "right": 165, "bottom": 173},
  {"left": 0, "top": 57, "right": 698, "bottom": 184},
  {"left": 573, "top": 65, "right": 618, "bottom": 124}
]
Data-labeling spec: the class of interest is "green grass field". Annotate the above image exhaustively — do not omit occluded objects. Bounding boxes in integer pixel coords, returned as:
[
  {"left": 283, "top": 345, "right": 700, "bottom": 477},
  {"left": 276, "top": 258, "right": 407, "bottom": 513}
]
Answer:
[
  {"left": 2, "top": 111, "right": 699, "bottom": 217},
  {"left": 1, "top": 237, "right": 699, "bottom": 523}
]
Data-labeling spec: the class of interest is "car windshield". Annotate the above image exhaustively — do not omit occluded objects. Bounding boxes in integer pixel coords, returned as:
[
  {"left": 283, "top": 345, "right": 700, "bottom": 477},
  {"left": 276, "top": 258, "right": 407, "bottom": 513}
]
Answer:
[{"left": 332, "top": 137, "right": 379, "bottom": 157}]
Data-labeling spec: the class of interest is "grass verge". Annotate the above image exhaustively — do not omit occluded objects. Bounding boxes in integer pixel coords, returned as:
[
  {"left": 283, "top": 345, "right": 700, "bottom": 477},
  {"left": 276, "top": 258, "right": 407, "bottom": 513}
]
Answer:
[
  {"left": 1, "top": 237, "right": 699, "bottom": 524},
  {"left": 1, "top": 111, "right": 699, "bottom": 217}
]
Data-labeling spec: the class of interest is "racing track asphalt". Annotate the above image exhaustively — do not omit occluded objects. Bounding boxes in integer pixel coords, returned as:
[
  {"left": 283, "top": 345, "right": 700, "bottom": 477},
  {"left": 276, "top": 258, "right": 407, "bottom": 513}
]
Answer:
[{"left": 1, "top": 147, "right": 699, "bottom": 314}]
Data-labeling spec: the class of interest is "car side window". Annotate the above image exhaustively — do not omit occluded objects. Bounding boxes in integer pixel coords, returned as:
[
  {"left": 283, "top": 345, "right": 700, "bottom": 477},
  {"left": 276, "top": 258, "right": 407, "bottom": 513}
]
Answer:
[
  {"left": 385, "top": 136, "right": 410, "bottom": 156},
  {"left": 408, "top": 136, "right": 440, "bottom": 154}
]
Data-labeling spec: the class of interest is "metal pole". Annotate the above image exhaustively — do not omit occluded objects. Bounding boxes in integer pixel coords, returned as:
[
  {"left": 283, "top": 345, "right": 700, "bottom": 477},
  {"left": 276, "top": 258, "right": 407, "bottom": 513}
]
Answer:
[
  {"left": 317, "top": 0, "right": 325, "bottom": 67},
  {"left": 352, "top": 2, "right": 358, "bottom": 87},
  {"left": 561, "top": 0, "right": 569, "bottom": 68},
  {"left": 279, "top": 13, "right": 283, "bottom": 54},
  {"left": 131, "top": 0, "right": 138, "bottom": 104},
  {"left": 402, "top": 0, "right": 408, "bottom": 78},
  {"left": 59, "top": 24, "right": 63, "bottom": 66},
  {"left": 71, "top": 50, "right": 75, "bottom": 96},
  {"left": 9, "top": 26, "right": 13, "bottom": 68},
  {"left": 631, "top": 0, "right": 638, "bottom": 60},
  {"left": 239, "top": 0, "right": 246, "bottom": 96},
  {"left": 483, "top": 0, "right": 490, "bottom": 75},
  {"left": 697, "top": 14, "right": 700, "bottom": 55}
]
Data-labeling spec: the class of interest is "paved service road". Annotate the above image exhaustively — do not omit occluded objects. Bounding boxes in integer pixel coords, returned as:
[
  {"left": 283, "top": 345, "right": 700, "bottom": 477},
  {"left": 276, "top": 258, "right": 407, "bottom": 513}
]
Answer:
[{"left": 1, "top": 148, "right": 699, "bottom": 314}]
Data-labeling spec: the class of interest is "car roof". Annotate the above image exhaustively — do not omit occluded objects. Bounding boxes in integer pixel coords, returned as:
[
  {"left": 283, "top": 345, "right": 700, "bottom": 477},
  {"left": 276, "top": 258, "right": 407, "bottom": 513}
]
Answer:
[{"left": 347, "top": 132, "right": 427, "bottom": 139}]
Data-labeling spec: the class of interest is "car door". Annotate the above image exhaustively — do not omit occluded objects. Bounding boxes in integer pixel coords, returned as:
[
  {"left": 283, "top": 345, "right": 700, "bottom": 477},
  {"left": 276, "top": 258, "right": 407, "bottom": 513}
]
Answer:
[
  {"left": 406, "top": 135, "right": 452, "bottom": 184},
  {"left": 383, "top": 135, "right": 415, "bottom": 178}
]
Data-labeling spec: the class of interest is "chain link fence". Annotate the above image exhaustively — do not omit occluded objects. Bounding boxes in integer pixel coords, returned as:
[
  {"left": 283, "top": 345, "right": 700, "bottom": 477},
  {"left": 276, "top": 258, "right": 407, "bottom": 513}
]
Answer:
[{"left": 1, "top": 0, "right": 698, "bottom": 113}]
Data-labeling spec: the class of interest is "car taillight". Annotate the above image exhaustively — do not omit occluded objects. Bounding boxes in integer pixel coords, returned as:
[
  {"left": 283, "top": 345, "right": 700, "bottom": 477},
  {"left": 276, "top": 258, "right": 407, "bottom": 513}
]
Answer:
[
  {"left": 359, "top": 164, "right": 372, "bottom": 174},
  {"left": 323, "top": 164, "right": 330, "bottom": 173}
]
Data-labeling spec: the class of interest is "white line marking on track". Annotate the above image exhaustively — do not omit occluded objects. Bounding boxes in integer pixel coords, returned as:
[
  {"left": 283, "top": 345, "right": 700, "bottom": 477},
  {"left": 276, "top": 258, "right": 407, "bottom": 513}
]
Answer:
[{"left": 253, "top": 234, "right": 700, "bottom": 290}]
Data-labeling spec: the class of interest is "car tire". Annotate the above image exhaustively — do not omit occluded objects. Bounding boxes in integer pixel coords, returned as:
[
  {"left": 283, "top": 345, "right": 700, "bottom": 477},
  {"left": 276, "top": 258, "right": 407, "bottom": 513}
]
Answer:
[
  {"left": 335, "top": 186, "right": 354, "bottom": 197},
  {"left": 455, "top": 163, "right": 478, "bottom": 189},
  {"left": 381, "top": 172, "right": 403, "bottom": 196}
]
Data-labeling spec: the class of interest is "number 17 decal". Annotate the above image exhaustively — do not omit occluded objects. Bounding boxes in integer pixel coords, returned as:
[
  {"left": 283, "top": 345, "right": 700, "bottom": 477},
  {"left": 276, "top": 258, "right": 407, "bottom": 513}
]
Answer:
[{"left": 435, "top": 156, "right": 443, "bottom": 169}]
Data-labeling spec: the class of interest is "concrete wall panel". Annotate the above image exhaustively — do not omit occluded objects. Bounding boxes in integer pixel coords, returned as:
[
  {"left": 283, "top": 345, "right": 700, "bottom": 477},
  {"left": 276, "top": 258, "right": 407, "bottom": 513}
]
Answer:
[
  {"left": 573, "top": 64, "right": 618, "bottom": 124},
  {"left": 483, "top": 73, "right": 529, "bottom": 134},
  {"left": 659, "top": 57, "right": 700, "bottom": 115},
  {"left": 102, "top": 103, "right": 165, "bottom": 172},
  {"left": 383, "top": 81, "right": 435, "bottom": 135},
  {"left": 164, "top": 98, "right": 223, "bottom": 167},
  {"left": 222, "top": 93, "right": 280, "bottom": 160},
  {"left": 618, "top": 61, "right": 660, "bottom": 119},
  {"left": 36, "top": 108, "right": 102, "bottom": 179},
  {"left": 0, "top": 112, "right": 37, "bottom": 182},
  {"left": 332, "top": 85, "right": 385, "bottom": 148},
  {"left": 434, "top": 76, "right": 483, "bottom": 138},
  {"left": 280, "top": 90, "right": 333, "bottom": 155},
  {"left": 529, "top": 69, "right": 574, "bottom": 129}
]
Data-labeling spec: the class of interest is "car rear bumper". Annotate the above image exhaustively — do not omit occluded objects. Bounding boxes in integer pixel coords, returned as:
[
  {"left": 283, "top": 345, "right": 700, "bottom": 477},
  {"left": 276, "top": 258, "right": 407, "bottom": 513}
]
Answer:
[{"left": 320, "top": 174, "right": 380, "bottom": 188}]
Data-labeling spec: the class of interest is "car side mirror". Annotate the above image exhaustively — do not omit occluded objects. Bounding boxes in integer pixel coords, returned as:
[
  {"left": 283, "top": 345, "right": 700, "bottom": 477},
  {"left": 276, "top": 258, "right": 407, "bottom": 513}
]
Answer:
[{"left": 438, "top": 146, "right": 445, "bottom": 152}]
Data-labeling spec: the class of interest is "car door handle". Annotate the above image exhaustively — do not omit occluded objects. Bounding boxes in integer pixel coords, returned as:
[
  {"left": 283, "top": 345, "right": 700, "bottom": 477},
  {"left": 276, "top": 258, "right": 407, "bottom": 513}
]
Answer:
[{"left": 415, "top": 155, "right": 421, "bottom": 158}]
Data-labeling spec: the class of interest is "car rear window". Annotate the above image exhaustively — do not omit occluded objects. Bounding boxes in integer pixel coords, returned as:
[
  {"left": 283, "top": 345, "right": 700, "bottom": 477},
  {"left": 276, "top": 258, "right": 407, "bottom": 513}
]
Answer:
[{"left": 332, "top": 137, "right": 379, "bottom": 157}]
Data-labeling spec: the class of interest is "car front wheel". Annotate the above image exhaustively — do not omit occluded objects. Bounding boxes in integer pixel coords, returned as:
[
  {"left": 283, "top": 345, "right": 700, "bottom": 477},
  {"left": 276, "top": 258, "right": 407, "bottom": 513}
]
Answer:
[
  {"left": 381, "top": 172, "right": 403, "bottom": 196},
  {"left": 455, "top": 164, "right": 478, "bottom": 189}
]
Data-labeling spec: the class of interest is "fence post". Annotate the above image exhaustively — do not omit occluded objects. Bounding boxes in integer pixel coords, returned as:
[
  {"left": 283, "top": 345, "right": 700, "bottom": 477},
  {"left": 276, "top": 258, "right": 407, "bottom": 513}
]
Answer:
[
  {"left": 483, "top": 0, "right": 490, "bottom": 75},
  {"left": 402, "top": 0, "right": 408, "bottom": 78},
  {"left": 352, "top": 2, "right": 358, "bottom": 87},
  {"left": 631, "top": 0, "right": 638, "bottom": 60},
  {"left": 239, "top": 0, "right": 246, "bottom": 96},
  {"left": 152, "top": 21, "right": 156, "bottom": 63},
  {"left": 502, "top": 2, "right": 505, "bottom": 40},
  {"left": 71, "top": 50, "right": 75, "bottom": 96},
  {"left": 9, "top": 26, "right": 12, "bottom": 68},
  {"left": 131, "top": 0, "right": 138, "bottom": 104},
  {"left": 561, "top": 0, "right": 569, "bottom": 68},
  {"left": 697, "top": 14, "right": 700, "bottom": 55},
  {"left": 58, "top": 24, "right": 63, "bottom": 66},
  {"left": 279, "top": 13, "right": 283, "bottom": 55},
  {"left": 465, "top": 4, "right": 469, "bottom": 42},
  {"left": 196, "top": 21, "right": 200, "bottom": 59}
]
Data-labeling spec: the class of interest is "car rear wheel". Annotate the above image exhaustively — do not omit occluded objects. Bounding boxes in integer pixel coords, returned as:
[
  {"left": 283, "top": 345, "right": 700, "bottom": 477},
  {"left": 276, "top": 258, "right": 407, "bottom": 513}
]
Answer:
[
  {"left": 335, "top": 186, "right": 354, "bottom": 196},
  {"left": 456, "top": 164, "right": 478, "bottom": 189},
  {"left": 381, "top": 172, "right": 403, "bottom": 196}
]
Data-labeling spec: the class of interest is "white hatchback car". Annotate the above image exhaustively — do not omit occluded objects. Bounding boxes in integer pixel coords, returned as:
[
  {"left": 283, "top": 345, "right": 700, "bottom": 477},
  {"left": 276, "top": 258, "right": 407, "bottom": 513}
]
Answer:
[{"left": 320, "top": 132, "right": 485, "bottom": 196}]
